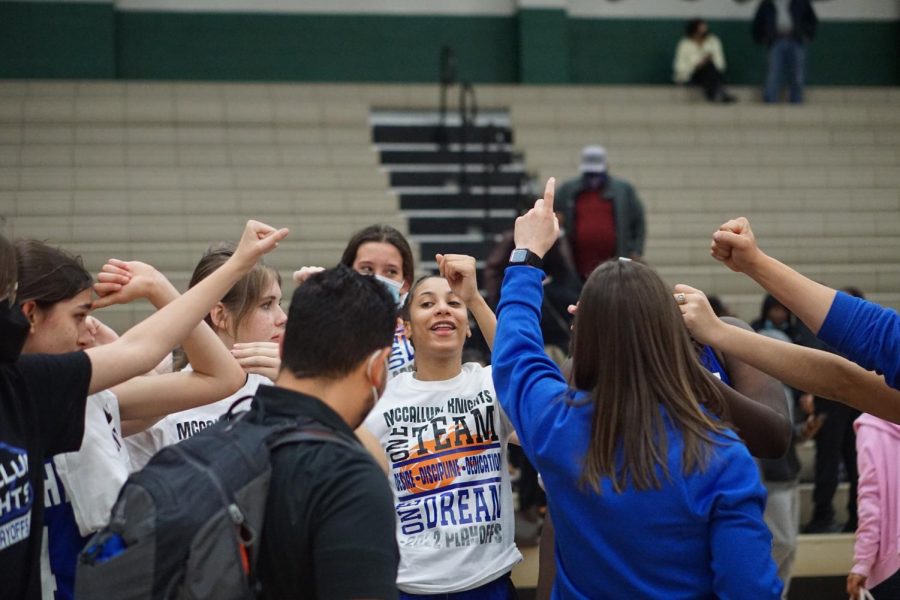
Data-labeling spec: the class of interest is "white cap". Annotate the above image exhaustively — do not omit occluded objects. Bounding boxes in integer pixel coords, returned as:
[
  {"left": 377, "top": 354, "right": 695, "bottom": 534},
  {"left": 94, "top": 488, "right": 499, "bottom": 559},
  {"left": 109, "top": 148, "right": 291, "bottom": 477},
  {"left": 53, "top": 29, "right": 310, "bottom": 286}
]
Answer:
[{"left": 579, "top": 145, "right": 608, "bottom": 174}]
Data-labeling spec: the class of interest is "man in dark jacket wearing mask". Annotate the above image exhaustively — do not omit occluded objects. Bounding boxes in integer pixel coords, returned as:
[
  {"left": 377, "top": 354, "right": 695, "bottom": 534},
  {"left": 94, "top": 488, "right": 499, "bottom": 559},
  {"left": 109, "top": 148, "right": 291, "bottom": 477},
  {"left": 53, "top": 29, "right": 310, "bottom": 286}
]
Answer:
[
  {"left": 555, "top": 145, "right": 646, "bottom": 281},
  {"left": 752, "top": 0, "right": 818, "bottom": 103}
]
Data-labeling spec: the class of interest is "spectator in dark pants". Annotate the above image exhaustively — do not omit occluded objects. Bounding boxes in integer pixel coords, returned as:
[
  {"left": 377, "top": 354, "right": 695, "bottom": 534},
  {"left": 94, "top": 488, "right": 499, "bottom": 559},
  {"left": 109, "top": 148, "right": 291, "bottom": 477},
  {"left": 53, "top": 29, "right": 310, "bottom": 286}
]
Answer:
[
  {"left": 752, "top": 0, "right": 818, "bottom": 103},
  {"left": 795, "top": 287, "right": 866, "bottom": 533},
  {"left": 804, "top": 396, "right": 860, "bottom": 533},
  {"left": 673, "top": 18, "right": 736, "bottom": 103}
]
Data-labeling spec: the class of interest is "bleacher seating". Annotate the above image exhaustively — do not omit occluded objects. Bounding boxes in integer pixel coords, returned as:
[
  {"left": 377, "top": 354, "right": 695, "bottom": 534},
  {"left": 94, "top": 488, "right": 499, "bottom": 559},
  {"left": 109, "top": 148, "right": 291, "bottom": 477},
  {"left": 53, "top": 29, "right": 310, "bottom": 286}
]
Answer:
[{"left": 2, "top": 81, "right": 896, "bottom": 596}]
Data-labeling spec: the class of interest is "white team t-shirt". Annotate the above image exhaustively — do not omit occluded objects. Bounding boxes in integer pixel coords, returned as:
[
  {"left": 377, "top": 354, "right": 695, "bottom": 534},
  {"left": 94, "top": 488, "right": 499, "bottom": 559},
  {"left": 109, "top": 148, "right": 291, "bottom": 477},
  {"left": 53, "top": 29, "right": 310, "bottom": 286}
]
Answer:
[
  {"left": 52, "top": 389, "right": 129, "bottom": 536},
  {"left": 363, "top": 363, "right": 521, "bottom": 594},
  {"left": 125, "top": 371, "right": 270, "bottom": 470}
]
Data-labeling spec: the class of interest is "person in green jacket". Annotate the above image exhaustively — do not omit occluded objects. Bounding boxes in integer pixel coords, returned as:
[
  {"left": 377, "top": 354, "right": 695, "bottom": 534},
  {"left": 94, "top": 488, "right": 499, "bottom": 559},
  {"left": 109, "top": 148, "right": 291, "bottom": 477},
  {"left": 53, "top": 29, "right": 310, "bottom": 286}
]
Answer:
[{"left": 554, "top": 146, "right": 646, "bottom": 280}]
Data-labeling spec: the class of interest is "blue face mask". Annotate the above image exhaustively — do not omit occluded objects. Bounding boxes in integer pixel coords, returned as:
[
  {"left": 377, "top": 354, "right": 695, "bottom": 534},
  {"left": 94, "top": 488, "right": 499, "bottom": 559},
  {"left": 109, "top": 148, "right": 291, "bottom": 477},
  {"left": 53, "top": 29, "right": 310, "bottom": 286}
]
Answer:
[
  {"left": 374, "top": 274, "right": 404, "bottom": 307},
  {"left": 582, "top": 172, "right": 608, "bottom": 191}
]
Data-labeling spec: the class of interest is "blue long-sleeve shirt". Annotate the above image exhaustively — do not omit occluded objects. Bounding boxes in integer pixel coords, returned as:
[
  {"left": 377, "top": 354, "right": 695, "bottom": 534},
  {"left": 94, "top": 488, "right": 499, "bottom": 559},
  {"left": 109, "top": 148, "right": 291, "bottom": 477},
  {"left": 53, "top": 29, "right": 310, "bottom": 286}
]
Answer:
[
  {"left": 818, "top": 291, "right": 900, "bottom": 390},
  {"left": 492, "top": 266, "right": 781, "bottom": 599}
]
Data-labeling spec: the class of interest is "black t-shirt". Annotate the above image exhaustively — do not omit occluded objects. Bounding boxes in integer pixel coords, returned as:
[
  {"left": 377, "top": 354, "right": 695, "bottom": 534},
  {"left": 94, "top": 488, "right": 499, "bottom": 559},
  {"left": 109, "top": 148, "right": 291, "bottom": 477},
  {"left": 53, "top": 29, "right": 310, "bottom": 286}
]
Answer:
[
  {"left": 0, "top": 352, "right": 91, "bottom": 600},
  {"left": 254, "top": 385, "right": 399, "bottom": 600}
]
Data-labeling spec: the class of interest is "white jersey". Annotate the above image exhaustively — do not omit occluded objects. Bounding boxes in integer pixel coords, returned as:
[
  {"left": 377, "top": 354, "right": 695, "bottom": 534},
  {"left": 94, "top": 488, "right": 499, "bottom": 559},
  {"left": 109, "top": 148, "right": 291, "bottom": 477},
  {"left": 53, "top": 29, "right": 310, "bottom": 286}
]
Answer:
[
  {"left": 52, "top": 389, "right": 129, "bottom": 536},
  {"left": 125, "top": 371, "right": 270, "bottom": 470},
  {"left": 363, "top": 363, "right": 521, "bottom": 594},
  {"left": 388, "top": 322, "right": 415, "bottom": 379}
]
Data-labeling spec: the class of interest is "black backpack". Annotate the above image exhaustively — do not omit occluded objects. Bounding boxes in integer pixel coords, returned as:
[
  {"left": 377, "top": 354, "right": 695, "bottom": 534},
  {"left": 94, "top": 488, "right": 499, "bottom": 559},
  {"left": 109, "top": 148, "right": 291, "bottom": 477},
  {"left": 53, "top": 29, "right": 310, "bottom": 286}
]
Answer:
[{"left": 75, "top": 401, "right": 359, "bottom": 600}]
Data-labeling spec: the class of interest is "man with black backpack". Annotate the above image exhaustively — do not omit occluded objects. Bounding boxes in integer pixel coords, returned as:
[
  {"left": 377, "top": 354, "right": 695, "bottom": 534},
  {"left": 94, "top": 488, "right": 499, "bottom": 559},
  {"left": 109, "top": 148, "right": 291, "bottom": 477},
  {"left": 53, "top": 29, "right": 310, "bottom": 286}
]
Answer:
[
  {"left": 254, "top": 265, "right": 399, "bottom": 599},
  {"left": 76, "top": 266, "right": 399, "bottom": 600}
]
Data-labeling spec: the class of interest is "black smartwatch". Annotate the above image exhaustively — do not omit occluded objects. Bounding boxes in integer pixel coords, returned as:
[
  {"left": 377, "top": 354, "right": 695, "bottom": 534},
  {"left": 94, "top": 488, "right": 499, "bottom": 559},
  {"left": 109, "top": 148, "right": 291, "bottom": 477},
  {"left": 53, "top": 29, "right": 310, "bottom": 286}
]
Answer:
[{"left": 508, "top": 248, "right": 544, "bottom": 269}]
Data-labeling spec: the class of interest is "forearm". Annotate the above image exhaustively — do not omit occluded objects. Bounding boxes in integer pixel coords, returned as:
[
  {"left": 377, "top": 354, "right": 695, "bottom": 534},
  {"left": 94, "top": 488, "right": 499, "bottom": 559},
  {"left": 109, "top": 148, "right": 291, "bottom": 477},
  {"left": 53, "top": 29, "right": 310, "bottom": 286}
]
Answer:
[
  {"left": 494, "top": 267, "right": 568, "bottom": 435},
  {"left": 143, "top": 272, "right": 241, "bottom": 383},
  {"left": 116, "top": 369, "right": 245, "bottom": 420},
  {"left": 468, "top": 294, "right": 496, "bottom": 351},
  {"left": 743, "top": 253, "right": 836, "bottom": 334},
  {"left": 711, "top": 376, "right": 789, "bottom": 459},
  {"left": 707, "top": 322, "right": 900, "bottom": 423},
  {"left": 87, "top": 260, "right": 247, "bottom": 394}
]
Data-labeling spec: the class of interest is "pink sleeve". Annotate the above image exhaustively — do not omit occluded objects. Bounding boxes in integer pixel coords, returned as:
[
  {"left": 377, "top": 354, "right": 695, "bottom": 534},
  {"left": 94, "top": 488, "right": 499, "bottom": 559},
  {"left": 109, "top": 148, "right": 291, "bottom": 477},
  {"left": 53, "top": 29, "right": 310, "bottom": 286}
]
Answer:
[{"left": 852, "top": 427, "right": 881, "bottom": 577}]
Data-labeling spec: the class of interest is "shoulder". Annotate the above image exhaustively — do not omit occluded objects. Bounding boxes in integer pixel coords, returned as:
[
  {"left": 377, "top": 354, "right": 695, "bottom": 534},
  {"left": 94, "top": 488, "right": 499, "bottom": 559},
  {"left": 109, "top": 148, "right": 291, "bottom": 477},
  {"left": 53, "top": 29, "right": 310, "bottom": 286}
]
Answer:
[
  {"left": 463, "top": 361, "right": 492, "bottom": 379},
  {"left": 274, "top": 437, "right": 390, "bottom": 500},
  {"left": 16, "top": 351, "right": 91, "bottom": 380}
]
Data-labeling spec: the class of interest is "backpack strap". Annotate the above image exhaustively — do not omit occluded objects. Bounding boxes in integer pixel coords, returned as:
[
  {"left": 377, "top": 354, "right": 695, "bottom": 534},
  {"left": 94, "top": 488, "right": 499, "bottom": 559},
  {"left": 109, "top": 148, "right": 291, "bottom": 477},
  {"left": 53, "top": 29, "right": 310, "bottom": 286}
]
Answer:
[
  {"left": 223, "top": 394, "right": 256, "bottom": 422},
  {"left": 268, "top": 423, "right": 361, "bottom": 453}
]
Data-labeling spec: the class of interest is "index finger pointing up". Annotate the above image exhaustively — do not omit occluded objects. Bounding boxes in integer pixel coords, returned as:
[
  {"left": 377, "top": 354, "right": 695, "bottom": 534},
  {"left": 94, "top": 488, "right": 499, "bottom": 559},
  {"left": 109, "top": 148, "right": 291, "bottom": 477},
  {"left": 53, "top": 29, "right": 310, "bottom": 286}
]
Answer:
[{"left": 543, "top": 177, "right": 556, "bottom": 212}]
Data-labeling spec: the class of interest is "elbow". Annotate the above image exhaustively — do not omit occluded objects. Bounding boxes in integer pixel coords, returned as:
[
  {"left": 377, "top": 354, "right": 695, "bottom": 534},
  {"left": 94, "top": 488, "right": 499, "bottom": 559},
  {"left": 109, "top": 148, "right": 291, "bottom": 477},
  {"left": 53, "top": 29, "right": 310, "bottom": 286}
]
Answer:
[
  {"left": 223, "top": 365, "right": 247, "bottom": 397},
  {"left": 747, "top": 417, "right": 791, "bottom": 460}
]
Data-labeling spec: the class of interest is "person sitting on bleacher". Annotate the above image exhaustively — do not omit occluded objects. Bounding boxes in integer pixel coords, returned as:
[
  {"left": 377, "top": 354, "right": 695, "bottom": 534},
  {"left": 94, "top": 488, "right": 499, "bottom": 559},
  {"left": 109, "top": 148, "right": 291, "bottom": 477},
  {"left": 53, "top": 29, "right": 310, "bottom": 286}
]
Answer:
[{"left": 673, "top": 18, "right": 737, "bottom": 103}]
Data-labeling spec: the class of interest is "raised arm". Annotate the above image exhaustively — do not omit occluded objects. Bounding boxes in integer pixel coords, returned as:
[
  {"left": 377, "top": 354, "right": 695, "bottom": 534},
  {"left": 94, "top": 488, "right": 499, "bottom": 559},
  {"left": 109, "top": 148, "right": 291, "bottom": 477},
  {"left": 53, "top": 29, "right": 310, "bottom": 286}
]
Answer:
[
  {"left": 676, "top": 284, "right": 900, "bottom": 424},
  {"left": 710, "top": 217, "right": 834, "bottom": 332},
  {"left": 713, "top": 217, "right": 900, "bottom": 390},
  {"left": 437, "top": 253, "right": 496, "bottom": 350},
  {"left": 84, "top": 220, "right": 288, "bottom": 395},
  {"left": 716, "top": 316, "right": 791, "bottom": 457},
  {"left": 493, "top": 178, "right": 570, "bottom": 439},
  {"left": 94, "top": 259, "right": 245, "bottom": 420}
]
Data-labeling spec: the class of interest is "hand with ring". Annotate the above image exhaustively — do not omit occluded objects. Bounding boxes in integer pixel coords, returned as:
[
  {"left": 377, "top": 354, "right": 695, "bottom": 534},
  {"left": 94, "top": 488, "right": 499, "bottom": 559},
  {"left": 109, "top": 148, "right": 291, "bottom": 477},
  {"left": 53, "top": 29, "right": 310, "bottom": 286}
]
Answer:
[{"left": 673, "top": 285, "right": 728, "bottom": 346}]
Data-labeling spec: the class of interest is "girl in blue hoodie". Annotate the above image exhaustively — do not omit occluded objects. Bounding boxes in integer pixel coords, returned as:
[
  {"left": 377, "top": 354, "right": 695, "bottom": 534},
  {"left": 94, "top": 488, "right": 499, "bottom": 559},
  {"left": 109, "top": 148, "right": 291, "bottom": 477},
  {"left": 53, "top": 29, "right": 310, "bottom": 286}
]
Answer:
[{"left": 492, "top": 178, "right": 781, "bottom": 599}]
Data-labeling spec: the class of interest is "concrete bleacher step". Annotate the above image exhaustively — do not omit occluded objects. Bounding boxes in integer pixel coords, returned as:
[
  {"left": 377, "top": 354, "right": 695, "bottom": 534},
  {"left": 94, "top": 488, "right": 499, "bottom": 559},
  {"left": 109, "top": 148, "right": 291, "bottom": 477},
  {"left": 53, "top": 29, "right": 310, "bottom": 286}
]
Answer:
[
  {"left": 0, "top": 143, "right": 380, "bottom": 168},
  {"left": 647, "top": 212, "right": 900, "bottom": 239},
  {"left": 0, "top": 190, "right": 400, "bottom": 219},
  {"left": 4, "top": 80, "right": 899, "bottom": 105},
  {"left": 720, "top": 292, "right": 900, "bottom": 324},
  {"left": 53, "top": 240, "right": 352, "bottom": 273},
  {"left": 509, "top": 102, "right": 900, "bottom": 128},
  {"left": 515, "top": 125, "right": 900, "bottom": 149},
  {"left": 0, "top": 166, "right": 389, "bottom": 191},
  {"left": 527, "top": 150, "right": 900, "bottom": 172},
  {"left": 639, "top": 188, "right": 900, "bottom": 214},
  {"left": 4, "top": 214, "right": 406, "bottom": 246},
  {"left": 644, "top": 237, "right": 900, "bottom": 266},
  {"left": 655, "top": 263, "right": 898, "bottom": 295}
]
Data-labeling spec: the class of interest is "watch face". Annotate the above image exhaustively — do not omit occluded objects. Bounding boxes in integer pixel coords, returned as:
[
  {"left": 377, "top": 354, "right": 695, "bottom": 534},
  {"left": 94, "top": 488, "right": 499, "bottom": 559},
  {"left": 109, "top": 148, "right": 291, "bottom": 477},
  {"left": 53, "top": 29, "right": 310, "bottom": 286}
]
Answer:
[{"left": 510, "top": 249, "right": 528, "bottom": 263}]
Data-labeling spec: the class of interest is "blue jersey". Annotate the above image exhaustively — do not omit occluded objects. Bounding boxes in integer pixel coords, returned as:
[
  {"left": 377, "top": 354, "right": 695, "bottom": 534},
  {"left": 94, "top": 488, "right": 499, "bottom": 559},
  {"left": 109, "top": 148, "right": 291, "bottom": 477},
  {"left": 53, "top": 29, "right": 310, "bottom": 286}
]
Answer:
[
  {"left": 41, "top": 460, "right": 87, "bottom": 600},
  {"left": 699, "top": 345, "right": 731, "bottom": 387}
]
